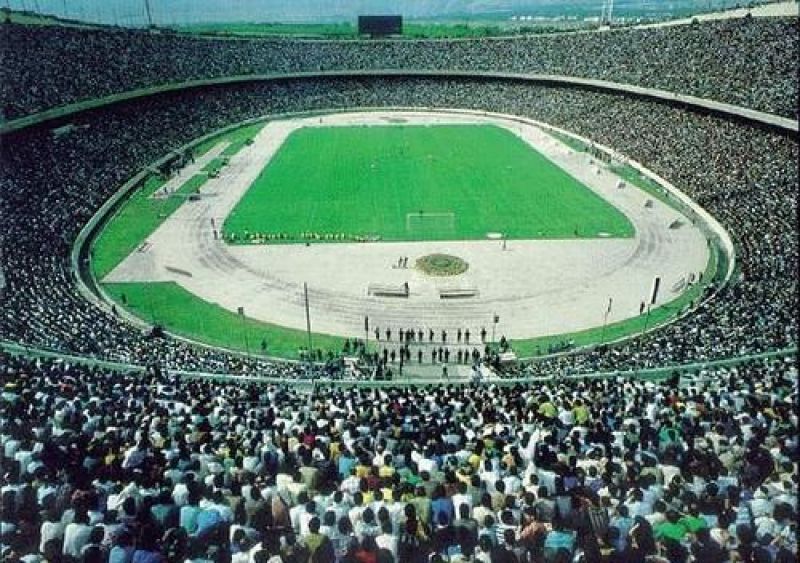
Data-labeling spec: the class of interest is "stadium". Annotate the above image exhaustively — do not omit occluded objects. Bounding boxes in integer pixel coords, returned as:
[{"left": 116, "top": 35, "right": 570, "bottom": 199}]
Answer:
[{"left": 0, "top": 1, "right": 797, "bottom": 562}]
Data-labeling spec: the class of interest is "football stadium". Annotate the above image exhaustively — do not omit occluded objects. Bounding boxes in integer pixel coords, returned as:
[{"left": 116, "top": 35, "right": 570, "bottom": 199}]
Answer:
[{"left": 0, "top": 1, "right": 797, "bottom": 562}]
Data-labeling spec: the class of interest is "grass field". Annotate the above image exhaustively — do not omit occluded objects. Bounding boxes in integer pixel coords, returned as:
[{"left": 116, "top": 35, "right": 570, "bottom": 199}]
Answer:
[{"left": 223, "top": 124, "right": 634, "bottom": 243}]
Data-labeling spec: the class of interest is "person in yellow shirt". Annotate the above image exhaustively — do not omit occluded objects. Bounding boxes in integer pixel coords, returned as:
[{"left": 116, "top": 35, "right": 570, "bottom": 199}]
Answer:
[
  {"left": 380, "top": 486, "right": 394, "bottom": 502},
  {"left": 360, "top": 484, "right": 374, "bottom": 505},
  {"left": 378, "top": 463, "right": 395, "bottom": 480},
  {"left": 328, "top": 439, "right": 341, "bottom": 463},
  {"left": 538, "top": 396, "right": 557, "bottom": 420},
  {"left": 572, "top": 399, "right": 591, "bottom": 426}
]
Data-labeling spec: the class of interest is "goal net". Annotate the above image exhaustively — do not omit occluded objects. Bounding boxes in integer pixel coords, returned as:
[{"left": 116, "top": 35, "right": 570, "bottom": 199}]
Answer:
[{"left": 405, "top": 211, "right": 457, "bottom": 238}]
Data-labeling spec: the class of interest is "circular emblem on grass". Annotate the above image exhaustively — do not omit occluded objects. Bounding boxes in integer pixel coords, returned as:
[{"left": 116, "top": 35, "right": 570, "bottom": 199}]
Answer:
[{"left": 415, "top": 254, "right": 469, "bottom": 277}]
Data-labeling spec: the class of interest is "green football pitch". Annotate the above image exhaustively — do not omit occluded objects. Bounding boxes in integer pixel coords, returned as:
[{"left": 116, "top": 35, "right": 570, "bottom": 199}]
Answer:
[{"left": 223, "top": 124, "right": 634, "bottom": 242}]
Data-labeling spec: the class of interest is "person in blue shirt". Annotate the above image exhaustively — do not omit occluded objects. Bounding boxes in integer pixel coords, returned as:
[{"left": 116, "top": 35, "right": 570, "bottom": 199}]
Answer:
[
  {"left": 108, "top": 530, "right": 134, "bottom": 563},
  {"left": 338, "top": 448, "right": 357, "bottom": 480},
  {"left": 131, "top": 525, "right": 165, "bottom": 563},
  {"left": 610, "top": 505, "right": 634, "bottom": 552},
  {"left": 180, "top": 489, "right": 202, "bottom": 535},
  {"left": 430, "top": 485, "right": 455, "bottom": 529},
  {"left": 195, "top": 506, "right": 223, "bottom": 541},
  {"left": 543, "top": 520, "right": 576, "bottom": 562}
]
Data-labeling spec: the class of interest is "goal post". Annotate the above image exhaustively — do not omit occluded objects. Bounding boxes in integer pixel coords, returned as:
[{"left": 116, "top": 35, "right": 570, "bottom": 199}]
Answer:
[{"left": 405, "top": 211, "right": 457, "bottom": 237}]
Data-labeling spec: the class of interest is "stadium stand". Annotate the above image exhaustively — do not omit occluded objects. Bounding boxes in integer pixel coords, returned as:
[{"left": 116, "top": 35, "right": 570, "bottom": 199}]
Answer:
[
  {"left": 0, "top": 17, "right": 797, "bottom": 120},
  {"left": 0, "top": 350, "right": 796, "bottom": 562},
  {"left": 1, "top": 78, "right": 796, "bottom": 376}
]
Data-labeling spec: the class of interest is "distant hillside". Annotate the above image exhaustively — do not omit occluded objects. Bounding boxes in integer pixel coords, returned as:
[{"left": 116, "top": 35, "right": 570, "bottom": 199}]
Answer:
[{"left": 1, "top": 8, "right": 106, "bottom": 28}]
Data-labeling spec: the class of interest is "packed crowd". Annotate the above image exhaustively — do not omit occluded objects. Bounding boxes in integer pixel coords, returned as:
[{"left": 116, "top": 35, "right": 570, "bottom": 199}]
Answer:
[
  {"left": 1, "top": 76, "right": 795, "bottom": 377},
  {"left": 1, "top": 16, "right": 797, "bottom": 120},
  {"left": 1, "top": 350, "right": 797, "bottom": 563},
  {"left": 1, "top": 25, "right": 798, "bottom": 563}
]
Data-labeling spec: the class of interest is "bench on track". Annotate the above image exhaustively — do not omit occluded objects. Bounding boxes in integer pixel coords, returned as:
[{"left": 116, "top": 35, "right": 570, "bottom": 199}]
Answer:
[
  {"left": 439, "top": 288, "right": 479, "bottom": 299},
  {"left": 368, "top": 284, "right": 409, "bottom": 298}
]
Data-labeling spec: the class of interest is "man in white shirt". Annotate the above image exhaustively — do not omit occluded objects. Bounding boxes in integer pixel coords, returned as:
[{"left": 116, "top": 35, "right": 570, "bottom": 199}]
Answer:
[
  {"left": 39, "top": 507, "right": 64, "bottom": 554},
  {"left": 452, "top": 482, "right": 473, "bottom": 518},
  {"left": 502, "top": 467, "right": 523, "bottom": 496},
  {"left": 375, "top": 520, "right": 398, "bottom": 560},
  {"left": 298, "top": 501, "right": 317, "bottom": 537},
  {"left": 624, "top": 489, "right": 652, "bottom": 519},
  {"left": 289, "top": 492, "right": 310, "bottom": 533},
  {"left": 61, "top": 514, "right": 92, "bottom": 559},
  {"left": 326, "top": 490, "right": 350, "bottom": 523},
  {"left": 340, "top": 468, "right": 361, "bottom": 496},
  {"left": 479, "top": 460, "right": 499, "bottom": 493},
  {"left": 121, "top": 438, "right": 150, "bottom": 471},
  {"left": 348, "top": 493, "right": 366, "bottom": 529},
  {"left": 200, "top": 491, "right": 234, "bottom": 523}
]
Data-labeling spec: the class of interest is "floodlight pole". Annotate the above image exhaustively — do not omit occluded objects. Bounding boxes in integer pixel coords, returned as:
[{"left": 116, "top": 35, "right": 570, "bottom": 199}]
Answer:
[
  {"left": 364, "top": 315, "right": 369, "bottom": 355},
  {"left": 239, "top": 307, "right": 251, "bottom": 358},
  {"left": 304, "top": 282, "right": 313, "bottom": 356},
  {"left": 600, "top": 297, "right": 612, "bottom": 344},
  {"left": 637, "top": 303, "right": 652, "bottom": 352},
  {"left": 641, "top": 305, "right": 652, "bottom": 336}
]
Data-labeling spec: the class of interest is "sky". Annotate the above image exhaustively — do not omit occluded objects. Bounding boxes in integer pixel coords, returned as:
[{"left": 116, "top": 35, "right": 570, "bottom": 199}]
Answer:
[{"left": 5, "top": 0, "right": 752, "bottom": 26}]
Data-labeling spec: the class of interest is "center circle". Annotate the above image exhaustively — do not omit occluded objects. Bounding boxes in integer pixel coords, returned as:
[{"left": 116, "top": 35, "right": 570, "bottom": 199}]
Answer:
[{"left": 415, "top": 253, "right": 469, "bottom": 276}]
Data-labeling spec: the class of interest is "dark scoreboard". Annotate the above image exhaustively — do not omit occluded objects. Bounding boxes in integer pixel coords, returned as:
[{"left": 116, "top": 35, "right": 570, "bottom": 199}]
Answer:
[{"left": 358, "top": 15, "right": 403, "bottom": 36}]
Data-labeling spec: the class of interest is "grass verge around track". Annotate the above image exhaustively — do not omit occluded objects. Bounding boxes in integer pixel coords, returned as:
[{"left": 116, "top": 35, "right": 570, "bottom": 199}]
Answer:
[
  {"left": 193, "top": 122, "right": 264, "bottom": 157},
  {"left": 548, "top": 130, "right": 683, "bottom": 213},
  {"left": 92, "top": 174, "right": 206, "bottom": 279},
  {"left": 223, "top": 124, "right": 634, "bottom": 244},
  {"left": 103, "top": 282, "right": 348, "bottom": 360}
]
